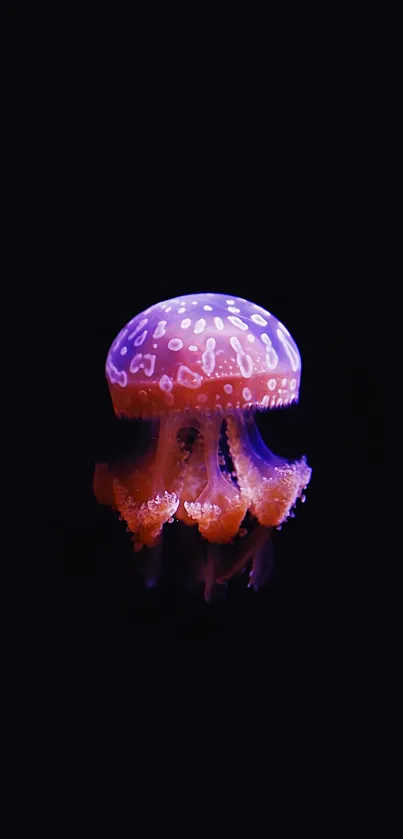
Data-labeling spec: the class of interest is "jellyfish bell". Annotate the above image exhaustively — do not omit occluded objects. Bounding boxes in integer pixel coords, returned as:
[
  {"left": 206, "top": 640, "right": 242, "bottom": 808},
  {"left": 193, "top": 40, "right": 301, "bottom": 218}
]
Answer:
[{"left": 93, "top": 292, "right": 312, "bottom": 598}]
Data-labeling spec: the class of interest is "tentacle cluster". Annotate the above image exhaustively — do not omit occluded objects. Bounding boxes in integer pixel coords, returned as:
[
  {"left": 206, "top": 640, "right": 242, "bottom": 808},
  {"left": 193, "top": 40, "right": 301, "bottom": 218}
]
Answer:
[
  {"left": 94, "top": 408, "right": 311, "bottom": 555},
  {"left": 225, "top": 414, "right": 311, "bottom": 528}
]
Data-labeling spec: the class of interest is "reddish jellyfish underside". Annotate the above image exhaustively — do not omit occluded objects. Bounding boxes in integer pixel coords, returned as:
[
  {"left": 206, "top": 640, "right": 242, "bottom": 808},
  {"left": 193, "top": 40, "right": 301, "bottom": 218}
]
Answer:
[{"left": 93, "top": 292, "right": 312, "bottom": 599}]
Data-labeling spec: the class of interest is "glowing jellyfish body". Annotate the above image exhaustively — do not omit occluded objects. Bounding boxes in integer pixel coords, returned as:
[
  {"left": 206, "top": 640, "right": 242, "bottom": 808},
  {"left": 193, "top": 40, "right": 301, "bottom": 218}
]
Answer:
[{"left": 94, "top": 293, "right": 312, "bottom": 599}]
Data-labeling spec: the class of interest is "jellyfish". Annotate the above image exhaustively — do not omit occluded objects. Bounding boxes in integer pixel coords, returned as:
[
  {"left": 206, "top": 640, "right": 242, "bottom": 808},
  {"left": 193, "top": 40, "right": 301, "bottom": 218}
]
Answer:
[{"left": 93, "top": 292, "right": 312, "bottom": 599}]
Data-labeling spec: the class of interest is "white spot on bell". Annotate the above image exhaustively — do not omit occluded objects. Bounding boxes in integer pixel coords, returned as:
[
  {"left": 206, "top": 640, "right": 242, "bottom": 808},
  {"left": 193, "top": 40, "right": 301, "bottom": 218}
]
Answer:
[
  {"left": 134, "top": 329, "right": 148, "bottom": 347},
  {"left": 251, "top": 313, "right": 268, "bottom": 326},
  {"left": 265, "top": 348, "right": 279, "bottom": 370},
  {"left": 242, "top": 387, "right": 252, "bottom": 401},
  {"left": 197, "top": 393, "right": 208, "bottom": 403},
  {"left": 153, "top": 321, "right": 167, "bottom": 339},
  {"left": 228, "top": 315, "right": 248, "bottom": 331},
  {"left": 214, "top": 317, "right": 224, "bottom": 330},
  {"left": 128, "top": 319, "right": 148, "bottom": 340},
  {"left": 177, "top": 365, "right": 202, "bottom": 389},
  {"left": 159, "top": 374, "right": 173, "bottom": 393},
  {"left": 238, "top": 353, "right": 253, "bottom": 378},
  {"left": 130, "top": 353, "right": 143, "bottom": 373},
  {"left": 230, "top": 336, "right": 242, "bottom": 353},
  {"left": 228, "top": 306, "right": 240, "bottom": 313},
  {"left": 180, "top": 318, "right": 191, "bottom": 329},
  {"left": 203, "top": 305, "right": 213, "bottom": 311},
  {"left": 168, "top": 338, "right": 184, "bottom": 351},
  {"left": 143, "top": 354, "right": 156, "bottom": 377},
  {"left": 120, "top": 346, "right": 127, "bottom": 356},
  {"left": 178, "top": 307, "right": 186, "bottom": 314},
  {"left": 201, "top": 337, "right": 216, "bottom": 375},
  {"left": 277, "top": 329, "right": 300, "bottom": 371},
  {"left": 268, "top": 378, "right": 276, "bottom": 390},
  {"left": 290, "top": 378, "right": 297, "bottom": 391},
  {"left": 194, "top": 318, "right": 206, "bottom": 334},
  {"left": 189, "top": 345, "right": 198, "bottom": 352},
  {"left": 107, "top": 359, "right": 128, "bottom": 388},
  {"left": 223, "top": 384, "right": 233, "bottom": 394},
  {"left": 247, "top": 334, "right": 255, "bottom": 343}
]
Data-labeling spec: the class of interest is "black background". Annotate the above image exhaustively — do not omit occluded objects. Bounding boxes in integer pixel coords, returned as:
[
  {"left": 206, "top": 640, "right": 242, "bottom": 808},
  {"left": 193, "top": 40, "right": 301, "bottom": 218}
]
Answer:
[{"left": 4, "top": 4, "right": 378, "bottom": 738}]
